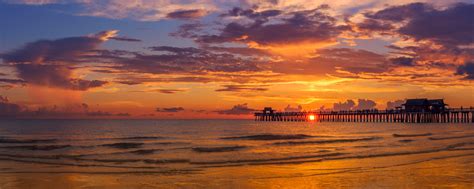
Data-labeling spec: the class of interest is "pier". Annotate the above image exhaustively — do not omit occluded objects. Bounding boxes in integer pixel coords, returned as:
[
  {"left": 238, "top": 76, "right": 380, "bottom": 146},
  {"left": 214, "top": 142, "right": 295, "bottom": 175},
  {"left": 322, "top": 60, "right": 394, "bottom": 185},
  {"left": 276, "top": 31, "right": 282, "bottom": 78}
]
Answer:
[
  {"left": 254, "top": 108, "right": 474, "bottom": 123},
  {"left": 254, "top": 99, "right": 474, "bottom": 123}
]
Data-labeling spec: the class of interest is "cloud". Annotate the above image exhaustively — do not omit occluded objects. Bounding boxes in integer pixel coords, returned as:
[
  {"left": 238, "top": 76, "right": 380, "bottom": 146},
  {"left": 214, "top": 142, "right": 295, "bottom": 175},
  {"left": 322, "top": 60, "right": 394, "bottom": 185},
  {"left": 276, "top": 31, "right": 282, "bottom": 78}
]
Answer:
[
  {"left": 133, "top": 88, "right": 187, "bottom": 94},
  {"left": 152, "top": 89, "right": 187, "bottom": 94},
  {"left": 16, "top": 64, "right": 108, "bottom": 90},
  {"left": 177, "top": 7, "right": 349, "bottom": 56},
  {"left": 0, "top": 31, "right": 117, "bottom": 90},
  {"left": 0, "top": 96, "right": 23, "bottom": 117},
  {"left": 2, "top": 0, "right": 59, "bottom": 5},
  {"left": 216, "top": 103, "right": 256, "bottom": 115},
  {"left": 364, "top": 3, "right": 474, "bottom": 47},
  {"left": 354, "top": 99, "right": 377, "bottom": 110},
  {"left": 386, "top": 100, "right": 405, "bottom": 110},
  {"left": 0, "top": 78, "right": 26, "bottom": 85},
  {"left": 86, "top": 111, "right": 130, "bottom": 117},
  {"left": 215, "top": 85, "right": 268, "bottom": 92},
  {"left": 156, "top": 107, "right": 185, "bottom": 112},
  {"left": 333, "top": 100, "right": 356, "bottom": 111},
  {"left": 356, "top": 18, "right": 394, "bottom": 33},
  {"left": 390, "top": 57, "right": 415, "bottom": 66},
  {"left": 2, "top": 35, "right": 104, "bottom": 64},
  {"left": 456, "top": 62, "right": 474, "bottom": 80},
  {"left": 284, "top": 105, "right": 302, "bottom": 112},
  {"left": 333, "top": 99, "right": 376, "bottom": 111},
  {"left": 167, "top": 9, "right": 208, "bottom": 19},
  {"left": 0, "top": 96, "right": 130, "bottom": 118},
  {"left": 110, "top": 36, "right": 142, "bottom": 42},
  {"left": 272, "top": 48, "right": 389, "bottom": 75},
  {"left": 91, "top": 46, "right": 264, "bottom": 76},
  {"left": 75, "top": 0, "right": 216, "bottom": 21}
]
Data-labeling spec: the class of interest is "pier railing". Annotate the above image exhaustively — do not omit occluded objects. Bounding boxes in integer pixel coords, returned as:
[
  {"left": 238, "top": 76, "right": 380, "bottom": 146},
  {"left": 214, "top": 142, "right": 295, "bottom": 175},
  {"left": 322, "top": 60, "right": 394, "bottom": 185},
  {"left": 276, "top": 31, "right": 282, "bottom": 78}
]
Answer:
[{"left": 254, "top": 108, "right": 474, "bottom": 123}]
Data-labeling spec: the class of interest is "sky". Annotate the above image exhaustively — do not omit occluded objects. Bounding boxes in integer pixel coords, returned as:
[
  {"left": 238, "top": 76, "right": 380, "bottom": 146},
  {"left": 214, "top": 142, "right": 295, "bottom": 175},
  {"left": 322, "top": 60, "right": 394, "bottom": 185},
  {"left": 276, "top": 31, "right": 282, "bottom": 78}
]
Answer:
[{"left": 0, "top": 0, "right": 473, "bottom": 119}]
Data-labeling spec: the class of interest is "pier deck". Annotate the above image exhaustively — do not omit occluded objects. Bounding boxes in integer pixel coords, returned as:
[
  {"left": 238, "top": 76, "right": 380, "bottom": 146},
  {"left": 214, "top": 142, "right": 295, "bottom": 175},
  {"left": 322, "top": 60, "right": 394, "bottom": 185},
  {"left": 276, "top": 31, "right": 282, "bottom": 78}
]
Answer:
[{"left": 254, "top": 108, "right": 474, "bottom": 123}]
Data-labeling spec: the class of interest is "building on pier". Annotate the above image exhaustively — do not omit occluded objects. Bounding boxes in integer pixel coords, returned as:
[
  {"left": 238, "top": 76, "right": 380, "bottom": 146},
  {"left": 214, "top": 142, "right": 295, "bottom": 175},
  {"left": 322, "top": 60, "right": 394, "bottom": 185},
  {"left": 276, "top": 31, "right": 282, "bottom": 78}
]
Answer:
[{"left": 402, "top": 98, "right": 447, "bottom": 113}]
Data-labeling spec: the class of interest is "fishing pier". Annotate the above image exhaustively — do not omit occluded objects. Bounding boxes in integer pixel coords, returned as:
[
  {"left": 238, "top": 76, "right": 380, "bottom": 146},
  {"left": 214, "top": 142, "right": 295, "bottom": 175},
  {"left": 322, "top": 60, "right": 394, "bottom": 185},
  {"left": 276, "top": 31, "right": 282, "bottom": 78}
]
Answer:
[{"left": 254, "top": 99, "right": 474, "bottom": 123}]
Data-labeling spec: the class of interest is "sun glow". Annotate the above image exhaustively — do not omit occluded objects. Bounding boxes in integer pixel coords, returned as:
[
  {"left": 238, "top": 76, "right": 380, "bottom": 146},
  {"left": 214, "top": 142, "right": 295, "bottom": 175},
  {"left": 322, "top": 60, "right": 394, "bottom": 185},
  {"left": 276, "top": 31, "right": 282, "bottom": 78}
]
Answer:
[{"left": 309, "top": 114, "right": 316, "bottom": 121}]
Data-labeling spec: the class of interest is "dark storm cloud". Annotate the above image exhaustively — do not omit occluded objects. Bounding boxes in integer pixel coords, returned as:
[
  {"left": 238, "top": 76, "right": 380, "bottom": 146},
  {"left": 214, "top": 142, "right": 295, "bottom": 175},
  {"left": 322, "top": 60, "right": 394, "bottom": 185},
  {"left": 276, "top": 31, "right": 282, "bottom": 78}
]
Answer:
[
  {"left": 365, "top": 3, "right": 474, "bottom": 47},
  {"left": 166, "top": 9, "right": 208, "bottom": 19},
  {"left": 215, "top": 85, "right": 268, "bottom": 92},
  {"left": 181, "top": 8, "right": 349, "bottom": 45},
  {"left": 216, "top": 103, "right": 257, "bottom": 115},
  {"left": 456, "top": 62, "right": 474, "bottom": 80},
  {"left": 156, "top": 107, "right": 185, "bottom": 112}
]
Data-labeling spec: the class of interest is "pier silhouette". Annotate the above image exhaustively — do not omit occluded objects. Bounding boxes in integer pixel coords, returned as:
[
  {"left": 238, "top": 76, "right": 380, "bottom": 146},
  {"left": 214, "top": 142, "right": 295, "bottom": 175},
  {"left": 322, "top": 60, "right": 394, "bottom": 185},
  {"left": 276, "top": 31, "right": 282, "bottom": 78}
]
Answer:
[{"left": 255, "top": 99, "right": 474, "bottom": 123}]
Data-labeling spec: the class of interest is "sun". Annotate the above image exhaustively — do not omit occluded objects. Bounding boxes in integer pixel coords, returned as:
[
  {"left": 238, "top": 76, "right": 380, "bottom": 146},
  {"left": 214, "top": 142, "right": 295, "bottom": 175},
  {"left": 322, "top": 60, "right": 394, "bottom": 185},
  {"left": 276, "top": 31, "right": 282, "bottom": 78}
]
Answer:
[{"left": 309, "top": 114, "right": 316, "bottom": 121}]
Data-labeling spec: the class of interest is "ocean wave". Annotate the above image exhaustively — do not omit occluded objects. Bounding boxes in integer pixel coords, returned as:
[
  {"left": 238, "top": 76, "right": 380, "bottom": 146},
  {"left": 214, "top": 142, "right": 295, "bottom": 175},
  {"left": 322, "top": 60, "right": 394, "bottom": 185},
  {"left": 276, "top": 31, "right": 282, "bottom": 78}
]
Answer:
[
  {"left": 197, "top": 142, "right": 474, "bottom": 168},
  {"left": 192, "top": 152, "right": 345, "bottom": 165},
  {"left": 0, "top": 138, "right": 57, "bottom": 144},
  {"left": 0, "top": 153, "right": 82, "bottom": 160},
  {"left": 115, "top": 136, "right": 165, "bottom": 140},
  {"left": 144, "top": 159, "right": 190, "bottom": 164},
  {"left": 88, "top": 158, "right": 142, "bottom": 163},
  {"left": 192, "top": 146, "right": 247, "bottom": 153},
  {"left": 273, "top": 137, "right": 381, "bottom": 146},
  {"left": 0, "top": 145, "right": 71, "bottom": 151},
  {"left": 392, "top": 133, "right": 432, "bottom": 137},
  {"left": 0, "top": 157, "right": 162, "bottom": 169},
  {"left": 428, "top": 135, "right": 474, "bottom": 141},
  {"left": 150, "top": 142, "right": 191, "bottom": 145},
  {"left": 128, "top": 149, "right": 162, "bottom": 155},
  {"left": 101, "top": 142, "right": 144, "bottom": 149},
  {"left": 220, "top": 134, "right": 315, "bottom": 141},
  {"left": 399, "top": 139, "right": 414, "bottom": 143}
]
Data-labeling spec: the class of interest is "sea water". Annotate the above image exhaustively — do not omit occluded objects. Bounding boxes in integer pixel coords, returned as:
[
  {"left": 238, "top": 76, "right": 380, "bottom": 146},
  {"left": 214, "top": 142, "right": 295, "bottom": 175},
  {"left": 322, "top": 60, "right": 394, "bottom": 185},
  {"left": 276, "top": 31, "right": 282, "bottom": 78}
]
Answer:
[{"left": 0, "top": 120, "right": 473, "bottom": 188}]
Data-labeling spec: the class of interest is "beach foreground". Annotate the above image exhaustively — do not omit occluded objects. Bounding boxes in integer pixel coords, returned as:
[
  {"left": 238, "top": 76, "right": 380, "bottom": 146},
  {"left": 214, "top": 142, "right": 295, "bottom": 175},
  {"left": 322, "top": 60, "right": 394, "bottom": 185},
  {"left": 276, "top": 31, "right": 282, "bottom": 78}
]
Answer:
[{"left": 0, "top": 120, "right": 473, "bottom": 188}]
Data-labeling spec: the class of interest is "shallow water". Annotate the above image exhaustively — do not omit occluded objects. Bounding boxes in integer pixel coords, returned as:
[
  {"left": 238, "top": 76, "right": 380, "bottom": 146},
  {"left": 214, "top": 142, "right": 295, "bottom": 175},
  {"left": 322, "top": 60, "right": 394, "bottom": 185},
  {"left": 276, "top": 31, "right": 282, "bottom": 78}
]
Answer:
[{"left": 0, "top": 120, "right": 473, "bottom": 188}]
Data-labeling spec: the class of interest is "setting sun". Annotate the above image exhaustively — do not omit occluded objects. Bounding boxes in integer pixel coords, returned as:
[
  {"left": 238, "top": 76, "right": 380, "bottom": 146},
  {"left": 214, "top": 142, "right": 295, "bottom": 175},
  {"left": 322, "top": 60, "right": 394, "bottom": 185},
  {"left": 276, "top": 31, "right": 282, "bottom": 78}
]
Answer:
[{"left": 309, "top": 114, "right": 316, "bottom": 121}]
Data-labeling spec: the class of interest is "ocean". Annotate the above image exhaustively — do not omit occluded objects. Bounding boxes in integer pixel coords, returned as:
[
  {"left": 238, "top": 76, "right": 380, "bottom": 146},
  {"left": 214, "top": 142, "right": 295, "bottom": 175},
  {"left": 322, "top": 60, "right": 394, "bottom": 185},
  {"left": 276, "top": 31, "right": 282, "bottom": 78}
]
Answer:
[{"left": 0, "top": 120, "right": 473, "bottom": 188}]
